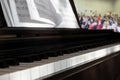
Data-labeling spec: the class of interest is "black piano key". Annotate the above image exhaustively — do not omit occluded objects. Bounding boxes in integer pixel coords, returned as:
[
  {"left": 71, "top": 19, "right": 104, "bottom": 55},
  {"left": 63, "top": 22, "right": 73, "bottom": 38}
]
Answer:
[
  {"left": 47, "top": 52, "right": 58, "bottom": 57},
  {"left": 0, "top": 60, "right": 9, "bottom": 68},
  {"left": 56, "top": 51, "right": 64, "bottom": 56},
  {"left": 30, "top": 54, "right": 42, "bottom": 61},
  {"left": 17, "top": 55, "right": 34, "bottom": 63},
  {"left": 41, "top": 53, "right": 48, "bottom": 59},
  {"left": 72, "top": 48, "right": 79, "bottom": 52},
  {"left": 63, "top": 50, "right": 71, "bottom": 54},
  {"left": 5, "top": 58, "right": 19, "bottom": 66}
]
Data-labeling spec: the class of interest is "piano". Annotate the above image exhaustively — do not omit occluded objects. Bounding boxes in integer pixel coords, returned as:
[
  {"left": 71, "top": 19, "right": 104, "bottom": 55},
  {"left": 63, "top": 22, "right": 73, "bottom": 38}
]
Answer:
[{"left": 0, "top": 28, "right": 120, "bottom": 80}]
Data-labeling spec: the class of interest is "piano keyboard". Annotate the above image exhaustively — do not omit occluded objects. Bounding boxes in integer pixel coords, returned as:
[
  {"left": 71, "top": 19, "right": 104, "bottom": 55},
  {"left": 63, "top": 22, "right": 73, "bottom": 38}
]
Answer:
[{"left": 0, "top": 43, "right": 120, "bottom": 80}]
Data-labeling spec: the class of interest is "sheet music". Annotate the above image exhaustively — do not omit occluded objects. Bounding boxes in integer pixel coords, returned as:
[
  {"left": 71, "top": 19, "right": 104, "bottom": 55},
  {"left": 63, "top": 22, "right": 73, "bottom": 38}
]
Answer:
[
  {"left": 0, "top": 0, "right": 14, "bottom": 26},
  {"left": 1, "top": 0, "right": 79, "bottom": 28},
  {"left": 11, "top": 0, "right": 55, "bottom": 24},
  {"left": 33, "top": 0, "right": 63, "bottom": 26},
  {"left": 14, "top": 0, "right": 32, "bottom": 22},
  {"left": 51, "top": 0, "right": 79, "bottom": 28},
  {"left": 6, "top": 0, "right": 56, "bottom": 27}
]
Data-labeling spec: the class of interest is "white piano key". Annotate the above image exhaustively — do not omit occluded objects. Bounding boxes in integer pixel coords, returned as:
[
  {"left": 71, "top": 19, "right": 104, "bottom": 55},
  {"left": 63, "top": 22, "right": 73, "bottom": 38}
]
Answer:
[
  {"left": 47, "top": 63, "right": 54, "bottom": 75},
  {"left": 0, "top": 43, "right": 120, "bottom": 80},
  {"left": 39, "top": 64, "right": 48, "bottom": 78},
  {"left": 9, "top": 68, "right": 33, "bottom": 80},
  {"left": 54, "top": 61, "right": 61, "bottom": 72},
  {"left": 0, "top": 68, "right": 22, "bottom": 80},
  {"left": 8, "top": 63, "right": 42, "bottom": 80},
  {"left": 94, "top": 49, "right": 107, "bottom": 59},
  {"left": 71, "top": 57, "right": 77, "bottom": 66},
  {"left": 60, "top": 59, "right": 67, "bottom": 70},
  {"left": 20, "top": 69, "right": 31, "bottom": 80},
  {"left": 78, "top": 55, "right": 84, "bottom": 64},
  {"left": 18, "top": 62, "right": 47, "bottom": 80},
  {"left": 10, "top": 71, "right": 21, "bottom": 80},
  {"left": 9, "top": 62, "right": 45, "bottom": 80},
  {"left": 114, "top": 45, "right": 120, "bottom": 52},
  {"left": 88, "top": 52, "right": 96, "bottom": 61},
  {"left": 30, "top": 66, "right": 40, "bottom": 80},
  {"left": 76, "top": 56, "right": 80, "bottom": 65},
  {"left": 0, "top": 74, "right": 9, "bottom": 80}
]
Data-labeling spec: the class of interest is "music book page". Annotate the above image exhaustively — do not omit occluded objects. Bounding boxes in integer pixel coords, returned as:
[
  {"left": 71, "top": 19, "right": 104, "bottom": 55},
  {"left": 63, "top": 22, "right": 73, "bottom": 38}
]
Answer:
[{"left": 0, "top": 0, "right": 79, "bottom": 28}]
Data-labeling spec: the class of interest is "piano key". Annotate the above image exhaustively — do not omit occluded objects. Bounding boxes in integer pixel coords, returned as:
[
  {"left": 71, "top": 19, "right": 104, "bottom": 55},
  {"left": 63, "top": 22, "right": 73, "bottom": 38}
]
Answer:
[
  {"left": 47, "top": 63, "right": 54, "bottom": 75},
  {"left": 0, "top": 74, "right": 9, "bottom": 80},
  {"left": 0, "top": 43, "right": 120, "bottom": 80},
  {"left": 0, "top": 60, "right": 9, "bottom": 68},
  {"left": 10, "top": 57, "right": 64, "bottom": 80},
  {"left": 21, "top": 69, "right": 31, "bottom": 80},
  {"left": 9, "top": 71, "right": 21, "bottom": 80}
]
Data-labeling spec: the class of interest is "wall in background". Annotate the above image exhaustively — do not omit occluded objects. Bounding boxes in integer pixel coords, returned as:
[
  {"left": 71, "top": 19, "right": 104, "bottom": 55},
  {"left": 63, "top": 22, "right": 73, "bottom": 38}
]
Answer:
[{"left": 74, "top": 0, "right": 120, "bottom": 16}]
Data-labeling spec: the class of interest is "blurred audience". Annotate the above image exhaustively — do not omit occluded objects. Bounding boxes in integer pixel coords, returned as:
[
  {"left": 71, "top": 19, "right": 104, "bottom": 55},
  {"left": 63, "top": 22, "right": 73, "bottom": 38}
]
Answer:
[{"left": 78, "top": 11, "right": 120, "bottom": 32}]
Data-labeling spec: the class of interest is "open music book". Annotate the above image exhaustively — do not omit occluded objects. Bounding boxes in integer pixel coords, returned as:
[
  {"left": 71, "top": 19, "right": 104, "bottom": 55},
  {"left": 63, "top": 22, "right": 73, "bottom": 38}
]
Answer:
[{"left": 0, "top": 0, "right": 79, "bottom": 28}]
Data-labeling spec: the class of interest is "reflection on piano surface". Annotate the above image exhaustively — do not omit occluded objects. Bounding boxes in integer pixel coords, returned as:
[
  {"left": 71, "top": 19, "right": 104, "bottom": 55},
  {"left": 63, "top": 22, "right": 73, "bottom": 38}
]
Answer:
[{"left": 0, "top": 28, "right": 120, "bottom": 80}]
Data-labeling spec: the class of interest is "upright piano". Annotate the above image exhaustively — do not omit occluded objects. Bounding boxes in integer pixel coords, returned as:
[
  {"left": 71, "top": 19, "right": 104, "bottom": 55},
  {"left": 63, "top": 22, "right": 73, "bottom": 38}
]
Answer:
[{"left": 0, "top": 28, "right": 120, "bottom": 80}]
